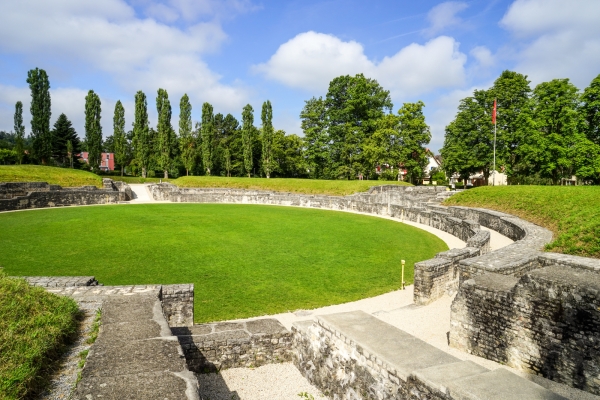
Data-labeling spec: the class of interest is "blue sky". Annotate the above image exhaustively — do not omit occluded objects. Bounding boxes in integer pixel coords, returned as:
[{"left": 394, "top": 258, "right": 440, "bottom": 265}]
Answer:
[{"left": 1, "top": 0, "right": 600, "bottom": 152}]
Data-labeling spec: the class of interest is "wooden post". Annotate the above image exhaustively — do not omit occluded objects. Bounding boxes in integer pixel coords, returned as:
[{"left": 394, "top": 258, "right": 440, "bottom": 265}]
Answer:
[{"left": 401, "top": 259, "right": 405, "bottom": 290}]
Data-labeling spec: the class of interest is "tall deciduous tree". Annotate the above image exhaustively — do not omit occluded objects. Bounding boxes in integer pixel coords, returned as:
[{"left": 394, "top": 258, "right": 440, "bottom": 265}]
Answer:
[
  {"left": 52, "top": 113, "right": 80, "bottom": 167},
  {"left": 301, "top": 97, "right": 328, "bottom": 178},
  {"left": 241, "top": 104, "right": 255, "bottom": 177},
  {"left": 201, "top": 102, "right": 214, "bottom": 175},
  {"left": 178, "top": 94, "right": 195, "bottom": 176},
  {"left": 261, "top": 100, "right": 274, "bottom": 178},
  {"left": 26, "top": 68, "right": 52, "bottom": 164},
  {"left": 14, "top": 101, "right": 25, "bottom": 165},
  {"left": 325, "top": 74, "right": 392, "bottom": 179},
  {"left": 113, "top": 101, "right": 127, "bottom": 176},
  {"left": 84, "top": 90, "right": 102, "bottom": 173},
  {"left": 133, "top": 91, "right": 151, "bottom": 177},
  {"left": 156, "top": 89, "right": 175, "bottom": 179},
  {"left": 396, "top": 101, "right": 431, "bottom": 183},
  {"left": 581, "top": 73, "right": 600, "bottom": 145}
]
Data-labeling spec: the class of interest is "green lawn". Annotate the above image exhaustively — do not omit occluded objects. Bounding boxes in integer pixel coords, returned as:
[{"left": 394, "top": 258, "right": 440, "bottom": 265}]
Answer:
[
  {"left": 0, "top": 204, "right": 447, "bottom": 322},
  {"left": 0, "top": 270, "right": 79, "bottom": 400},
  {"left": 444, "top": 186, "right": 600, "bottom": 258},
  {"left": 0, "top": 165, "right": 102, "bottom": 188}
]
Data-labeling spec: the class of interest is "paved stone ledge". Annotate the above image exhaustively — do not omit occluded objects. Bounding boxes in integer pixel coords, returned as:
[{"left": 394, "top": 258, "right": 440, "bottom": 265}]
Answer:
[
  {"left": 172, "top": 318, "right": 292, "bottom": 372},
  {"left": 293, "top": 310, "right": 571, "bottom": 399},
  {"left": 22, "top": 275, "right": 99, "bottom": 287}
]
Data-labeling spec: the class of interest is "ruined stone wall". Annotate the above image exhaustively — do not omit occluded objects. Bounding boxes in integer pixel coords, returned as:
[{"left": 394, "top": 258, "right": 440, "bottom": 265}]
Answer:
[
  {"left": 0, "top": 179, "right": 132, "bottom": 211},
  {"left": 450, "top": 257, "right": 600, "bottom": 395},
  {"left": 160, "top": 284, "right": 194, "bottom": 327},
  {"left": 172, "top": 319, "right": 292, "bottom": 372}
]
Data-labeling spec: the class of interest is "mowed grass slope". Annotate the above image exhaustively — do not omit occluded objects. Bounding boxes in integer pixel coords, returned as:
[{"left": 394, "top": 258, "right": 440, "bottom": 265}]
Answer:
[
  {"left": 170, "top": 176, "right": 411, "bottom": 196},
  {"left": 444, "top": 186, "right": 600, "bottom": 258},
  {"left": 0, "top": 204, "right": 447, "bottom": 322},
  {"left": 0, "top": 165, "right": 102, "bottom": 188},
  {"left": 0, "top": 271, "right": 79, "bottom": 400}
]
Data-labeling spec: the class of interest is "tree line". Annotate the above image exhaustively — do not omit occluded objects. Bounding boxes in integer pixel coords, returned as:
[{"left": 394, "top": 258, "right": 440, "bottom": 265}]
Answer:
[
  {"left": 6, "top": 69, "right": 434, "bottom": 182},
  {"left": 441, "top": 70, "right": 600, "bottom": 185}
]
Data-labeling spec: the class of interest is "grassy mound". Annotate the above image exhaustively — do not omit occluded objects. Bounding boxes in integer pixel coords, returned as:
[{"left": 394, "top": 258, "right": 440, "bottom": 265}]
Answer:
[
  {"left": 0, "top": 204, "right": 447, "bottom": 322},
  {"left": 0, "top": 270, "right": 79, "bottom": 399},
  {"left": 444, "top": 186, "right": 600, "bottom": 258},
  {"left": 0, "top": 165, "right": 102, "bottom": 188},
  {"left": 169, "top": 176, "right": 411, "bottom": 196}
]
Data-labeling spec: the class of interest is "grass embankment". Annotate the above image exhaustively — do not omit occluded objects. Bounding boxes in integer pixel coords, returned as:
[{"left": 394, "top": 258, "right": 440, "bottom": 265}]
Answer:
[
  {"left": 169, "top": 176, "right": 411, "bottom": 196},
  {"left": 0, "top": 165, "right": 102, "bottom": 188},
  {"left": 0, "top": 270, "right": 79, "bottom": 399},
  {"left": 0, "top": 204, "right": 447, "bottom": 322},
  {"left": 444, "top": 186, "right": 600, "bottom": 258}
]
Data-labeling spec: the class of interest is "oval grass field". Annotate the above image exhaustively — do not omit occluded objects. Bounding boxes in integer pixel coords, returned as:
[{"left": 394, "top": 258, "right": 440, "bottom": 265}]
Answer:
[{"left": 0, "top": 204, "right": 447, "bottom": 322}]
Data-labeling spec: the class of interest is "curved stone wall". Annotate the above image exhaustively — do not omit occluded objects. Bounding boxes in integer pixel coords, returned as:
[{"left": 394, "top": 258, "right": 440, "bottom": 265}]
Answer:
[{"left": 0, "top": 178, "right": 132, "bottom": 211}]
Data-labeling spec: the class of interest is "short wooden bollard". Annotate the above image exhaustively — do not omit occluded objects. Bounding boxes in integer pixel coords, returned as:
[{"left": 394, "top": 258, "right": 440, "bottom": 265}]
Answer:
[{"left": 401, "top": 259, "right": 406, "bottom": 290}]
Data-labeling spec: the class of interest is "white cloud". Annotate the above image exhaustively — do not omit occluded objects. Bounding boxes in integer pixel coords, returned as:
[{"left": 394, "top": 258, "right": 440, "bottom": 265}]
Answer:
[
  {"left": 470, "top": 46, "right": 494, "bottom": 68},
  {"left": 0, "top": 0, "right": 250, "bottom": 133},
  {"left": 254, "top": 32, "right": 467, "bottom": 98},
  {"left": 425, "top": 1, "right": 468, "bottom": 36},
  {"left": 500, "top": 0, "right": 600, "bottom": 88}
]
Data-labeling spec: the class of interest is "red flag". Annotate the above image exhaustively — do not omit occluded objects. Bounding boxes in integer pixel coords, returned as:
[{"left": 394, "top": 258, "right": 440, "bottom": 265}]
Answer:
[{"left": 492, "top": 99, "right": 497, "bottom": 124}]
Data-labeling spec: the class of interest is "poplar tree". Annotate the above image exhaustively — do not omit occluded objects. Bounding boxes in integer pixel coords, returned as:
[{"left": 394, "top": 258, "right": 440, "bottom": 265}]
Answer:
[
  {"left": 261, "top": 100, "right": 274, "bottom": 178},
  {"left": 133, "top": 91, "right": 151, "bottom": 177},
  {"left": 26, "top": 68, "right": 52, "bottom": 164},
  {"left": 156, "top": 89, "right": 174, "bottom": 179},
  {"left": 113, "top": 100, "right": 127, "bottom": 176},
  {"left": 242, "top": 104, "right": 255, "bottom": 177},
  {"left": 178, "top": 94, "right": 195, "bottom": 176},
  {"left": 84, "top": 90, "right": 102, "bottom": 172},
  {"left": 14, "top": 101, "right": 25, "bottom": 165},
  {"left": 201, "top": 102, "right": 214, "bottom": 175}
]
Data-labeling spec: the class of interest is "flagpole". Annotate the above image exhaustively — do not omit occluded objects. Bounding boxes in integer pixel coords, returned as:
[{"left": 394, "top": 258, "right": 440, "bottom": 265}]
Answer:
[{"left": 493, "top": 99, "right": 497, "bottom": 187}]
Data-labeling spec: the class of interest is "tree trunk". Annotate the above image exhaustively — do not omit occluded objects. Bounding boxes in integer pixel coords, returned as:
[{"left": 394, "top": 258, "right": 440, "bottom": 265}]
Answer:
[
  {"left": 164, "top": 170, "right": 168, "bottom": 179},
  {"left": 121, "top": 166, "right": 124, "bottom": 177},
  {"left": 186, "top": 169, "right": 189, "bottom": 176},
  {"left": 142, "top": 167, "right": 147, "bottom": 178}
]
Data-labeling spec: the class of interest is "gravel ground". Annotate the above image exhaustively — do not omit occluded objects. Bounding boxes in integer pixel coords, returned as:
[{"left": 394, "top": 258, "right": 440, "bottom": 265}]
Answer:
[
  {"left": 197, "top": 363, "right": 325, "bottom": 400},
  {"left": 38, "top": 301, "right": 101, "bottom": 400}
]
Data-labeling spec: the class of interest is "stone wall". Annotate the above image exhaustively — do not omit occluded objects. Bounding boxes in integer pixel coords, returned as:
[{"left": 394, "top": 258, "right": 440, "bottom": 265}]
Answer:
[
  {"left": 149, "top": 183, "right": 494, "bottom": 305},
  {"left": 293, "top": 311, "right": 569, "bottom": 400},
  {"left": 450, "top": 255, "right": 600, "bottom": 395},
  {"left": 0, "top": 179, "right": 132, "bottom": 211},
  {"left": 172, "top": 318, "right": 292, "bottom": 372},
  {"left": 161, "top": 284, "right": 194, "bottom": 327}
]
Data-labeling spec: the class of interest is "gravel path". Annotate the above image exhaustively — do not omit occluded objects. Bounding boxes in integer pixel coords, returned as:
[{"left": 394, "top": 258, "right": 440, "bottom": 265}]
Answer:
[
  {"left": 39, "top": 301, "right": 101, "bottom": 400},
  {"left": 197, "top": 363, "right": 325, "bottom": 400}
]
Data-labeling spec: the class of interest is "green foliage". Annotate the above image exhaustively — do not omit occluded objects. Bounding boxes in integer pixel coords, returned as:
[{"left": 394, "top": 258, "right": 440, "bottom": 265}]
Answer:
[
  {"left": 133, "top": 91, "right": 151, "bottom": 178},
  {"left": 113, "top": 100, "right": 128, "bottom": 176},
  {"left": 178, "top": 94, "right": 195, "bottom": 176},
  {"left": 156, "top": 89, "right": 175, "bottom": 178},
  {"left": 0, "top": 204, "right": 445, "bottom": 323},
  {"left": 242, "top": 104, "right": 255, "bottom": 177},
  {"left": 261, "top": 100, "right": 275, "bottom": 178},
  {"left": 0, "top": 165, "right": 103, "bottom": 187},
  {"left": 201, "top": 102, "right": 215, "bottom": 175},
  {"left": 581, "top": 73, "right": 600, "bottom": 145},
  {"left": 300, "top": 97, "right": 328, "bottom": 178},
  {"left": 26, "top": 68, "right": 52, "bottom": 164},
  {"left": 0, "top": 270, "right": 79, "bottom": 399},
  {"left": 325, "top": 74, "right": 393, "bottom": 179},
  {"left": 84, "top": 90, "right": 103, "bottom": 173},
  {"left": 0, "top": 149, "right": 17, "bottom": 165},
  {"left": 444, "top": 186, "right": 600, "bottom": 258},
  {"left": 52, "top": 113, "right": 80, "bottom": 167},
  {"left": 13, "top": 101, "right": 25, "bottom": 165}
]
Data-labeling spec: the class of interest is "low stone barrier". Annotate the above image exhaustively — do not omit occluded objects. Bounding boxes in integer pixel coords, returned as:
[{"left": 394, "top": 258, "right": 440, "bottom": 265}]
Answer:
[
  {"left": 161, "top": 284, "right": 194, "bottom": 327},
  {"left": 172, "top": 319, "right": 292, "bottom": 372},
  {"left": 0, "top": 178, "right": 132, "bottom": 211},
  {"left": 293, "top": 310, "right": 572, "bottom": 399},
  {"left": 450, "top": 254, "right": 600, "bottom": 395}
]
